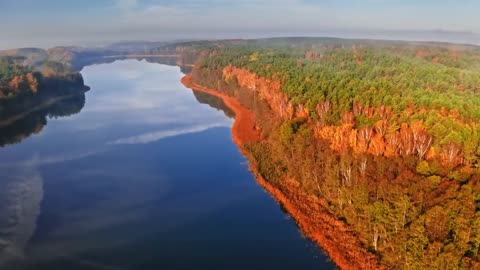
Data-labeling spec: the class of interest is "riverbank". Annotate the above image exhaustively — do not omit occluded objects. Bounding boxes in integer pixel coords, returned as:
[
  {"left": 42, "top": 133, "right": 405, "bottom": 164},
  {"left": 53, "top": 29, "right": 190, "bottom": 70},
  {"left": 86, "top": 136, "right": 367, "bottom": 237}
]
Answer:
[
  {"left": 181, "top": 73, "right": 385, "bottom": 270},
  {"left": 181, "top": 74, "right": 261, "bottom": 145}
]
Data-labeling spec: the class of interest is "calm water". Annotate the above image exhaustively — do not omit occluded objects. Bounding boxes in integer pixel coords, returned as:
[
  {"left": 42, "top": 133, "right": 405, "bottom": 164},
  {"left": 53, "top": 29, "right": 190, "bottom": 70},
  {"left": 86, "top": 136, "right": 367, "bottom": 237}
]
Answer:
[{"left": 0, "top": 60, "right": 336, "bottom": 269}]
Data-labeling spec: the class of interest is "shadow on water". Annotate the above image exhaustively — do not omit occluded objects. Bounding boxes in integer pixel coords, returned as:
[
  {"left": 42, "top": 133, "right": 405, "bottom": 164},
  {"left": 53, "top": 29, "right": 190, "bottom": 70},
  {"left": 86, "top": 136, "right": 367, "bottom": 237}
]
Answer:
[
  {"left": 0, "top": 93, "right": 87, "bottom": 148},
  {"left": 191, "top": 91, "right": 235, "bottom": 119}
]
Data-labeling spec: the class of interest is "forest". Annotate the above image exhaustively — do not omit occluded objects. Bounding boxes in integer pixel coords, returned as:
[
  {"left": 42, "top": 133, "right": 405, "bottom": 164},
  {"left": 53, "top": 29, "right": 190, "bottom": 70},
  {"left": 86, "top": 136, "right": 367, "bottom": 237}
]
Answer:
[
  {"left": 0, "top": 56, "right": 87, "bottom": 99},
  {"left": 0, "top": 55, "right": 88, "bottom": 147},
  {"left": 179, "top": 38, "right": 480, "bottom": 269}
]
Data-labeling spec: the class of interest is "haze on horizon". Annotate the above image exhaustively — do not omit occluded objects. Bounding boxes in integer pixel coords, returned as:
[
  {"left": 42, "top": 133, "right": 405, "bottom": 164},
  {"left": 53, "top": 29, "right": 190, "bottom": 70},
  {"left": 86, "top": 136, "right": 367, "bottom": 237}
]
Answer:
[{"left": 1, "top": 0, "right": 479, "bottom": 49}]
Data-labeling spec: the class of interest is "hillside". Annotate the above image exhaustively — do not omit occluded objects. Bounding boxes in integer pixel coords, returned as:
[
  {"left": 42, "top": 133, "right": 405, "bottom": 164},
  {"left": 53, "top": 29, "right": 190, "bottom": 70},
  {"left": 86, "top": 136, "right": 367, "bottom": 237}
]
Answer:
[
  {"left": 172, "top": 38, "right": 480, "bottom": 269},
  {"left": 0, "top": 46, "right": 122, "bottom": 72}
]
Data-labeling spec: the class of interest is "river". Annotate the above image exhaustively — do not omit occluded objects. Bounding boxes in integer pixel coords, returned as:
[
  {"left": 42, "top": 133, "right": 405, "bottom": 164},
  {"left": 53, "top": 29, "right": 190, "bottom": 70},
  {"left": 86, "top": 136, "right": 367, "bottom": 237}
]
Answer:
[{"left": 0, "top": 59, "right": 336, "bottom": 269}]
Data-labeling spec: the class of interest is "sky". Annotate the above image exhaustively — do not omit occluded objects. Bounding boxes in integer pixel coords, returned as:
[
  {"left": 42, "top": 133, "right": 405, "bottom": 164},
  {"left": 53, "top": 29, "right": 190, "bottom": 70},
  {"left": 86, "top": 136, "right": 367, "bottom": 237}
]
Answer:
[{"left": 1, "top": 0, "right": 479, "bottom": 49}]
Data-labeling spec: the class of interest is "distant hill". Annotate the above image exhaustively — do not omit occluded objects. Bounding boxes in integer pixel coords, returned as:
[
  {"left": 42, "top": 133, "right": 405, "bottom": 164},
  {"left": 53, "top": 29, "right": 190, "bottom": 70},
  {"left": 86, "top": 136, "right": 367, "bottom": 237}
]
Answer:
[
  {"left": 0, "top": 46, "right": 121, "bottom": 72},
  {"left": 0, "top": 48, "right": 48, "bottom": 67}
]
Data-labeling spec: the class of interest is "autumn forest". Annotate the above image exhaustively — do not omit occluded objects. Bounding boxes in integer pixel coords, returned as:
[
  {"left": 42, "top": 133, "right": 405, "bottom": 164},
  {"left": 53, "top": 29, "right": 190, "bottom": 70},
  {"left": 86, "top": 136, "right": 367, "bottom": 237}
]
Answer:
[{"left": 177, "top": 38, "right": 480, "bottom": 269}]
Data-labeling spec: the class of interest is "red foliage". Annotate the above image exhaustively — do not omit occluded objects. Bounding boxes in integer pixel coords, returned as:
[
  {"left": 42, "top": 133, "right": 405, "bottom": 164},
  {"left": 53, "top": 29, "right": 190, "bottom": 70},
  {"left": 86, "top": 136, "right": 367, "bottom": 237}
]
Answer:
[{"left": 223, "top": 65, "right": 294, "bottom": 119}]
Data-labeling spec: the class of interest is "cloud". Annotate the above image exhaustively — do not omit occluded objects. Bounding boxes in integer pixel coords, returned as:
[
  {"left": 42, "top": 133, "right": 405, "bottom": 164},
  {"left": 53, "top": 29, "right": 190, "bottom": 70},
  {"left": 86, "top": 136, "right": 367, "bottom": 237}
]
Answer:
[
  {"left": 0, "top": 150, "right": 106, "bottom": 169},
  {"left": 0, "top": 167, "right": 43, "bottom": 265},
  {"left": 111, "top": 123, "right": 229, "bottom": 145}
]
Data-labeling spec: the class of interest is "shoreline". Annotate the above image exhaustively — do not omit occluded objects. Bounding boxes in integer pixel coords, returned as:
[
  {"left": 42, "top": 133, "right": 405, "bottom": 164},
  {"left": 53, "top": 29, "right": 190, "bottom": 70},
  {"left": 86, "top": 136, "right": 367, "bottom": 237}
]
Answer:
[
  {"left": 181, "top": 73, "right": 384, "bottom": 270},
  {"left": 181, "top": 74, "right": 261, "bottom": 145}
]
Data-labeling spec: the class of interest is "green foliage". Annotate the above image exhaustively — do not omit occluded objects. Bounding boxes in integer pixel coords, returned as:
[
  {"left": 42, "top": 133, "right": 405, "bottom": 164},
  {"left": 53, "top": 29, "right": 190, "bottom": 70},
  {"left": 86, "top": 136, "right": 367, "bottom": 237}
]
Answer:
[
  {"left": 416, "top": 160, "right": 431, "bottom": 176},
  {"left": 245, "top": 142, "right": 286, "bottom": 182},
  {"left": 279, "top": 121, "right": 295, "bottom": 144},
  {"left": 427, "top": 175, "right": 442, "bottom": 189},
  {"left": 0, "top": 61, "right": 85, "bottom": 100},
  {"left": 0, "top": 63, "right": 31, "bottom": 82}
]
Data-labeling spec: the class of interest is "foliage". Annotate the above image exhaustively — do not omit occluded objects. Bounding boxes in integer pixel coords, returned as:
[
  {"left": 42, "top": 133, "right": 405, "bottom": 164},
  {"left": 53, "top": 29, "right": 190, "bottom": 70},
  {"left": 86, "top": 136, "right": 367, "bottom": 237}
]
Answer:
[
  {"left": 0, "top": 62, "right": 85, "bottom": 99},
  {"left": 185, "top": 37, "right": 480, "bottom": 269}
]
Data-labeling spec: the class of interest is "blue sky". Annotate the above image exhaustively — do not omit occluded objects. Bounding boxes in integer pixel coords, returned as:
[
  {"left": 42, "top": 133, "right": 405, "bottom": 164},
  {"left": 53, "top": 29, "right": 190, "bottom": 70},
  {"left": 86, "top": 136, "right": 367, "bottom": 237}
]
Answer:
[{"left": 0, "top": 0, "right": 479, "bottom": 49}]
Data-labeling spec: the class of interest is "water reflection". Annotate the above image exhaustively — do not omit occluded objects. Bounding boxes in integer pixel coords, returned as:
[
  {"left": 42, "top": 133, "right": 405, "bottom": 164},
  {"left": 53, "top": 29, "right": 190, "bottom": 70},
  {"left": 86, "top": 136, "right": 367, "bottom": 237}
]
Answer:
[
  {"left": 0, "top": 60, "right": 231, "bottom": 164},
  {"left": 84, "top": 56, "right": 192, "bottom": 74},
  {"left": 0, "top": 94, "right": 86, "bottom": 147},
  {"left": 0, "top": 60, "right": 234, "bottom": 268},
  {"left": 192, "top": 91, "right": 235, "bottom": 119},
  {"left": 75, "top": 60, "right": 231, "bottom": 143},
  {"left": 0, "top": 89, "right": 87, "bottom": 265},
  {"left": 0, "top": 167, "right": 43, "bottom": 265}
]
